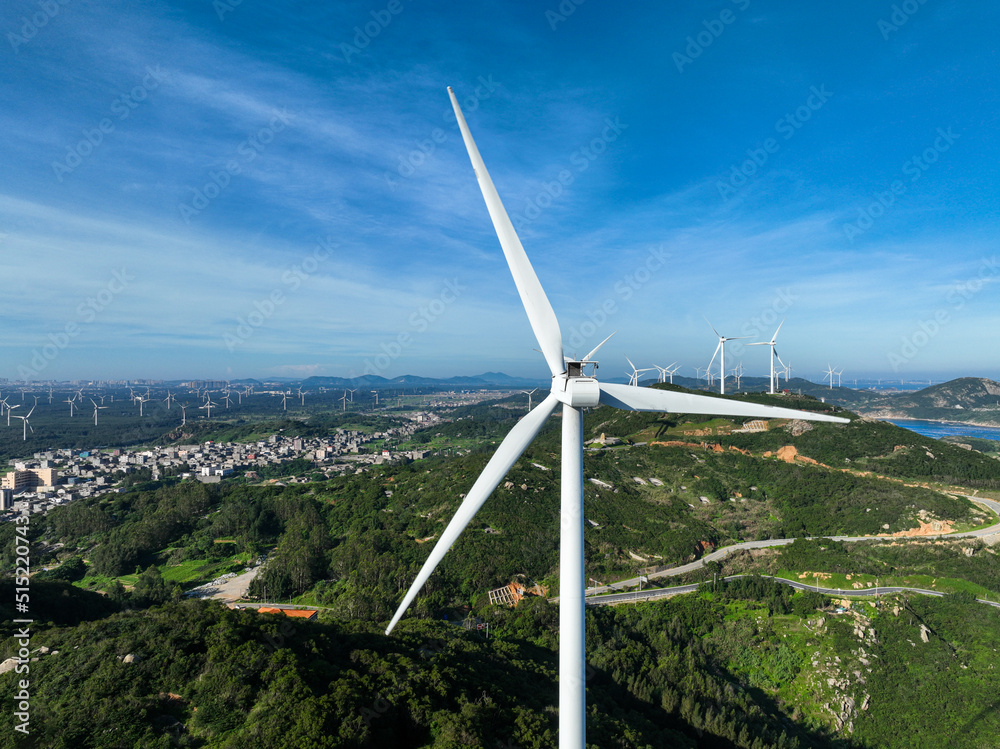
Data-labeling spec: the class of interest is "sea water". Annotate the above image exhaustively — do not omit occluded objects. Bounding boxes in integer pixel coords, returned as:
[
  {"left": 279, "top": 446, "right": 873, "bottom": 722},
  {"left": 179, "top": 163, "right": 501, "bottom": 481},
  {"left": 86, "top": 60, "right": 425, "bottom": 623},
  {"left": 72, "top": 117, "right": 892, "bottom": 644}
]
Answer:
[{"left": 886, "top": 419, "right": 1000, "bottom": 443}]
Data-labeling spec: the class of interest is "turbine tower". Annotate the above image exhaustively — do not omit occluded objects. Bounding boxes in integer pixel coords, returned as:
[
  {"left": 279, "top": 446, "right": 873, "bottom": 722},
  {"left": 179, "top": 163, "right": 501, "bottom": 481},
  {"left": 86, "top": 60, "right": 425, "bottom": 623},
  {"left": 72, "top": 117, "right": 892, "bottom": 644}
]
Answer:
[
  {"left": 384, "top": 88, "right": 849, "bottom": 749},
  {"left": 705, "top": 318, "right": 750, "bottom": 395},
  {"left": 747, "top": 320, "right": 784, "bottom": 395}
]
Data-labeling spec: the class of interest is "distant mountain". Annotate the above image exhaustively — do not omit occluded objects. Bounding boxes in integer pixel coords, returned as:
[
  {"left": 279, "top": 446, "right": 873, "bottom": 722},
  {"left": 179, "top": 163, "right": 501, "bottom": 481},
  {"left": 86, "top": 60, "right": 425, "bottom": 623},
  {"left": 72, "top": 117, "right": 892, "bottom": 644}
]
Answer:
[
  {"left": 828, "top": 377, "right": 1000, "bottom": 425},
  {"left": 299, "top": 372, "right": 548, "bottom": 390}
]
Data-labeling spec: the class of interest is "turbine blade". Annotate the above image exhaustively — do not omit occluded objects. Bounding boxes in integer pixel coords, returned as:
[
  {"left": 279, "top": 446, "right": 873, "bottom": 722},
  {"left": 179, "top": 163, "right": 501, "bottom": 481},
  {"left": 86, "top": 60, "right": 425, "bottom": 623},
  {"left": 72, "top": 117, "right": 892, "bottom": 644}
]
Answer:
[
  {"left": 707, "top": 341, "right": 722, "bottom": 370},
  {"left": 385, "top": 392, "right": 560, "bottom": 634},
  {"left": 448, "top": 88, "right": 564, "bottom": 377},
  {"left": 703, "top": 315, "right": 722, "bottom": 339},
  {"left": 598, "top": 383, "right": 849, "bottom": 423},
  {"left": 772, "top": 319, "right": 784, "bottom": 342},
  {"left": 581, "top": 331, "right": 616, "bottom": 363}
]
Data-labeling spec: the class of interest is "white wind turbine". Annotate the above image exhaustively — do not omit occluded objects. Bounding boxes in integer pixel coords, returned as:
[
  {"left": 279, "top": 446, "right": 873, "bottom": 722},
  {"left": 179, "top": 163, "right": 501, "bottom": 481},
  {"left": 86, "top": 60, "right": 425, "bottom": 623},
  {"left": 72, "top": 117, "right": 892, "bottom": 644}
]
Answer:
[
  {"left": 13, "top": 406, "right": 34, "bottom": 441},
  {"left": 136, "top": 395, "right": 150, "bottom": 417},
  {"left": 180, "top": 403, "right": 188, "bottom": 426},
  {"left": 747, "top": 320, "right": 784, "bottom": 395},
  {"left": 705, "top": 318, "right": 750, "bottom": 395},
  {"left": 666, "top": 363, "right": 681, "bottom": 384},
  {"left": 164, "top": 392, "right": 174, "bottom": 410},
  {"left": 64, "top": 397, "right": 76, "bottom": 418},
  {"left": 824, "top": 364, "right": 836, "bottom": 390},
  {"left": 384, "top": 87, "right": 850, "bottom": 749},
  {"left": 90, "top": 398, "right": 108, "bottom": 425},
  {"left": 624, "top": 356, "right": 653, "bottom": 387},
  {"left": 201, "top": 394, "right": 217, "bottom": 419},
  {"left": 652, "top": 362, "right": 677, "bottom": 384},
  {"left": 519, "top": 388, "right": 538, "bottom": 412},
  {"left": 7, "top": 403, "right": 19, "bottom": 426}
]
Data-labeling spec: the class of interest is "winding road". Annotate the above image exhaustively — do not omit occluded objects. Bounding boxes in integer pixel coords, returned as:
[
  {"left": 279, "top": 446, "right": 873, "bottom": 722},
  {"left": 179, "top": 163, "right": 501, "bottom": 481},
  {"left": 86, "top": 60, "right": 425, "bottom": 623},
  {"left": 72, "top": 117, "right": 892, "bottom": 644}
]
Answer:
[
  {"left": 587, "top": 573, "right": 1000, "bottom": 609},
  {"left": 563, "top": 495, "right": 1000, "bottom": 603}
]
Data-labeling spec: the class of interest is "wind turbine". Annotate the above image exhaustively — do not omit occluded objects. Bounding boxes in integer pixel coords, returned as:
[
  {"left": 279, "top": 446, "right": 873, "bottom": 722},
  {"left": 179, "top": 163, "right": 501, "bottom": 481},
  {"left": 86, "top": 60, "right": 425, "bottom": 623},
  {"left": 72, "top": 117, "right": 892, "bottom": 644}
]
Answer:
[
  {"left": 13, "top": 406, "right": 34, "bottom": 441},
  {"left": 64, "top": 397, "right": 76, "bottom": 418},
  {"left": 164, "top": 392, "right": 174, "bottom": 410},
  {"left": 384, "top": 88, "right": 849, "bottom": 749},
  {"left": 705, "top": 319, "right": 750, "bottom": 395},
  {"left": 666, "top": 363, "right": 681, "bottom": 384},
  {"left": 180, "top": 403, "right": 188, "bottom": 426},
  {"left": 136, "top": 395, "right": 150, "bottom": 417},
  {"left": 201, "top": 394, "right": 217, "bottom": 419},
  {"left": 519, "top": 388, "right": 538, "bottom": 412},
  {"left": 7, "top": 403, "right": 19, "bottom": 426},
  {"left": 90, "top": 398, "right": 108, "bottom": 425},
  {"left": 348, "top": 388, "right": 357, "bottom": 402},
  {"left": 371, "top": 390, "right": 379, "bottom": 406},
  {"left": 339, "top": 391, "right": 348, "bottom": 412},
  {"left": 280, "top": 391, "right": 289, "bottom": 411},
  {"left": 731, "top": 361, "right": 745, "bottom": 390},
  {"left": 747, "top": 320, "right": 784, "bottom": 395},
  {"left": 824, "top": 364, "right": 836, "bottom": 390},
  {"left": 835, "top": 368, "right": 844, "bottom": 388},
  {"left": 624, "top": 356, "right": 653, "bottom": 387},
  {"left": 652, "top": 363, "right": 676, "bottom": 384}
]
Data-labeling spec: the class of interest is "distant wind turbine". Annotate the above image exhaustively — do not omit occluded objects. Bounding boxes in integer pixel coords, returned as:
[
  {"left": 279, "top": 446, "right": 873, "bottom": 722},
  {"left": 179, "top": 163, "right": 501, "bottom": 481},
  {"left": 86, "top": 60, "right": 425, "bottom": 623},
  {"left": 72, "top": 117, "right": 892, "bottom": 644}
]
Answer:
[
  {"left": 13, "top": 406, "right": 34, "bottom": 441},
  {"left": 705, "top": 318, "right": 750, "bottom": 395},
  {"left": 90, "top": 398, "right": 108, "bottom": 425},
  {"left": 384, "top": 87, "right": 849, "bottom": 749},
  {"left": 824, "top": 364, "right": 836, "bottom": 390},
  {"left": 747, "top": 320, "right": 784, "bottom": 395},
  {"left": 64, "top": 398, "right": 76, "bottom": 418},
  {"left": 519, "top": 388, "right": 538, "bottom": 412},
  {"left": 625, "top": 356, "right": 653, "bottom": 387}
]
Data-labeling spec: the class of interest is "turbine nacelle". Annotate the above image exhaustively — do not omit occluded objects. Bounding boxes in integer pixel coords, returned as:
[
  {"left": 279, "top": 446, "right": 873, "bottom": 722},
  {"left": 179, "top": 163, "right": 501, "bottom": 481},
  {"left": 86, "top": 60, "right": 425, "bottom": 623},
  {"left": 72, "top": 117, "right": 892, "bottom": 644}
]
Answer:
[{"left": 552, "top": 370, "right": 601, "bottom": 408}]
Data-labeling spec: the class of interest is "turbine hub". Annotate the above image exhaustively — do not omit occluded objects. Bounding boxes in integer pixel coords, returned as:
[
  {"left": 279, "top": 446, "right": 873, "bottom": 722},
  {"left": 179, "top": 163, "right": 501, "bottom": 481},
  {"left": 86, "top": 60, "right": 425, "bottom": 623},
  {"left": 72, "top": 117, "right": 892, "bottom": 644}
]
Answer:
[{"left": 552, "top": 369, "right": 601, "bottom": 408}]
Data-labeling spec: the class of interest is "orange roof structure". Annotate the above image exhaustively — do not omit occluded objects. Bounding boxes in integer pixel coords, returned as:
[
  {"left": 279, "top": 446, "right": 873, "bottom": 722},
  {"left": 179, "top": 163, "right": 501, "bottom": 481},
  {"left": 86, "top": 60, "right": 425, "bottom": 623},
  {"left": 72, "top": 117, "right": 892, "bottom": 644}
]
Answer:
[{"left": 257, "top": 607, "right": 318, "bottom": 620}]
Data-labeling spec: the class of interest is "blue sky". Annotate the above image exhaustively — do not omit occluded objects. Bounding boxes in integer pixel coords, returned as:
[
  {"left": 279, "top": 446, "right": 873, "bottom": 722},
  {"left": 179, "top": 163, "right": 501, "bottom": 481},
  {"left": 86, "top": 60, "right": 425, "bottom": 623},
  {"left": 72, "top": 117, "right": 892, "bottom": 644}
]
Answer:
[{"left": 1, "top": 0, "right": 998, "bottom": 383}]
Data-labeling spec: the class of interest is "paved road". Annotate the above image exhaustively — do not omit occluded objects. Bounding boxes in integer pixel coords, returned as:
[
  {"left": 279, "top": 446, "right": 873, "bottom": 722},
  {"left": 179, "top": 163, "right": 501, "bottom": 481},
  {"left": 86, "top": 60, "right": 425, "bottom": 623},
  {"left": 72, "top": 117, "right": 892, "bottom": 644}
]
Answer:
[
  {"left": 576, "top": 495, "right": 1000, "bottom": 598},
  {"left": 586, "top": 573, "right": 1000, "bottom": 609}
]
